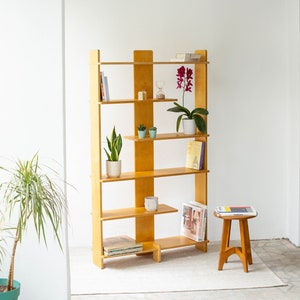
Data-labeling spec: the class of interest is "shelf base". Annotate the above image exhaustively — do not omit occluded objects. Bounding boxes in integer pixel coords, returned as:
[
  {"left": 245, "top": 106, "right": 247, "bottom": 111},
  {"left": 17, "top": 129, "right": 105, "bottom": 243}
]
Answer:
[
  {"left": 97, "top": 236, "right": 208, "bottom": 268},
  {"left": 155, "top": 236, "right": 208, "bottom": 252}
]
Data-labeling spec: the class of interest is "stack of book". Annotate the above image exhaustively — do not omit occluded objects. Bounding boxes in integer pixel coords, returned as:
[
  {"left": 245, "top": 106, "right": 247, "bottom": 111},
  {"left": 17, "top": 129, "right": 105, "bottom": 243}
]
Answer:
[
  {"left": 215, "top": 206, "right": 257, "bottom": 217},
  {"left": 103, "top": 235, "right": 142, "bottom": 256},
  {"left": 170, "top": 52, "right": 201, "bottom": 62},
  {"left": 181, "top": 201, "right": 207, "bottom": 242}
]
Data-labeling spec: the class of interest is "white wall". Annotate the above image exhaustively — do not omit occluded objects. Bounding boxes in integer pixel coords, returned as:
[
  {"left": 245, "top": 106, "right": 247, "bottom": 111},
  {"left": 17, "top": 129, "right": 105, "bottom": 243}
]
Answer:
[
  {"left": 0, "top": 1, "right": 69, "bottom": 300},
  {"left": 66, "top": 0, "right": 300, "bottom": 249},
  {"left": 286, "top": 0, "right": 300, "bottom": 245},
  {"left": 0, "top": 0, "right": 299, "bottom": 298}
]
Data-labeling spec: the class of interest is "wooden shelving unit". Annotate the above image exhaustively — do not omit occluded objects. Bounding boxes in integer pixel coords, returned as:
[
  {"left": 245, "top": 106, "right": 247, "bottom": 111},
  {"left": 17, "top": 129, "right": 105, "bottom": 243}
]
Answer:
[{"left": 90, "top": 49, "right": 209, "bottom": 268}]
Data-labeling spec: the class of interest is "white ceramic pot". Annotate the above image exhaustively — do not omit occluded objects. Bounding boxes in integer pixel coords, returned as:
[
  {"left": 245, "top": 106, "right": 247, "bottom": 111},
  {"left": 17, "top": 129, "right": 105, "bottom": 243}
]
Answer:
[
  {"left": 138, "top": 130, "right": 146, "bottom": 139},
  {"left": 183, "top": 119, "right": 196, "bottom": 135},
  {"left": 106, "top": 160, "right": 121, "bottom": 178},
  {"left": 144, "top": 196, "right": 158, "bottom": 211},
  {"left": 149, "top": 129, "right": 157, "bottom": 138}
]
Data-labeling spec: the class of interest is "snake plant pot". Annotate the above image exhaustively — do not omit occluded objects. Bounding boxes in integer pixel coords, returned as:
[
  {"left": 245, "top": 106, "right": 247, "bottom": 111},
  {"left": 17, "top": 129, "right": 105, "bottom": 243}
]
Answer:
[
  {"left": 106, "top": 160, "right": 122, "bottom": 178},
  {"left": 138, "top": 130, "right": 146, "bottom": 139},
  {"left": 183, "top": 119, "right": 196, "bottom": 135},
  {"left": 0, "top": 279, "right": 20, "bottom": 300}
]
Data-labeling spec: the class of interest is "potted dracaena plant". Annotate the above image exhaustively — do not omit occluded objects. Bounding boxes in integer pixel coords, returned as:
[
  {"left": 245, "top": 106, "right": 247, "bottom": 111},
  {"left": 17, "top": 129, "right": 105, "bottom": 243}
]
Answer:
[
  {"left": 167, "top": 66, "right": 208, "bottom": 134},
  {"left": 104, "top": 126, "right": 123, "bottom": 178},
  {"left": 0, "top": 153, "right": 67, "bottom": 299}
]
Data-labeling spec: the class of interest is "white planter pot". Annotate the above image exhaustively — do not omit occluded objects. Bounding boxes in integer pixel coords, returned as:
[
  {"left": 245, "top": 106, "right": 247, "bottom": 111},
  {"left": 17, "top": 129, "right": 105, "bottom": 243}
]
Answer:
[
  {"left": 106, "top": 160, "right": 121, "bottom": 178},
  {"left": 183, "top": 119, "right": 196, "bottom": 135},
  {"left": 138, "top": 130, "right": 146, "bottom": 139},
  {"left": 149, "top": 129, "right": 157, "bottom": 138},
  {"left": 144, "top": 196, "right": 158, "bottom": 211}
]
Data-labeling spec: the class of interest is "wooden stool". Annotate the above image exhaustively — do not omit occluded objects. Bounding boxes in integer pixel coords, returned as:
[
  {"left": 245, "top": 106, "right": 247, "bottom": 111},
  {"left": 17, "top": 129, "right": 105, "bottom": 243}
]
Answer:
[{"left": 214, "top": 211, "right": 257, "bottom": 272}]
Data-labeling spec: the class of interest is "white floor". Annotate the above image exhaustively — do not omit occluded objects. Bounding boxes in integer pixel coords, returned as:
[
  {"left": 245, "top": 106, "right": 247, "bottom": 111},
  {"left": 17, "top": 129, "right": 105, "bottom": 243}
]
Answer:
[{"left": 70, "top": 239, "right": 299, "bottom": 299}]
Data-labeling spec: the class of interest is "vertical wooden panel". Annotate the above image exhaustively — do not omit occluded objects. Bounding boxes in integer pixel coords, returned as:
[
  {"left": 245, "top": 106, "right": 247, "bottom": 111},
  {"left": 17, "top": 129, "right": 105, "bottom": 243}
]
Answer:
[
  {"left": 90, "top": 50, "right": 104, "bottom": 268},
  {"left": 195, "top": 50, "right": 208, "bottom": 208},
  {"left": 133, "top": 50, "right": 155, "bottom": 242}
]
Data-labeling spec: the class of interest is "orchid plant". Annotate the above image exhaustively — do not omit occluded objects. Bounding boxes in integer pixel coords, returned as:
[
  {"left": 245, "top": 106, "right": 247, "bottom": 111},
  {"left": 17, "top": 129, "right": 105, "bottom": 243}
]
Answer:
[
  {"left": 167, "top": 65, "right": 209, "bottom": 134},
  {"left": 176, "top": 65, "right": 193, "bottom": 107}
]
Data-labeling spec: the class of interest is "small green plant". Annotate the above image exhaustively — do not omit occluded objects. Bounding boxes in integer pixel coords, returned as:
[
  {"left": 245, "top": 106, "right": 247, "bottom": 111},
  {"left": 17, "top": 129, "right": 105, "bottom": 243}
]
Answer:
[
  {"left": 104, "top": 126, "right": 123, "bottom": 161},
  {"left": 149, "top": 126, "right": 157, "bottom": 131},
  {"left": 137, "top": 124, "right": 146, "bottom": 131}
]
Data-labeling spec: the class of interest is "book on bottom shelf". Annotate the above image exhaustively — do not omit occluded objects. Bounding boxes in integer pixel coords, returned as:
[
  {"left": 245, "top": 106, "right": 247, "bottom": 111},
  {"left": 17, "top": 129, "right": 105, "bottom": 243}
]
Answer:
[
  {"left": 103, "top": 235, "right": 142, "bottom": 256},
  {"left": 181, "top": 202, "right": 207, "bottom": 242},
  {"left": 185, "top": 141, "right": 205, "bottom": 170},
  {"left": 215, "top": 206, "right": 257, "bottom": 216}
]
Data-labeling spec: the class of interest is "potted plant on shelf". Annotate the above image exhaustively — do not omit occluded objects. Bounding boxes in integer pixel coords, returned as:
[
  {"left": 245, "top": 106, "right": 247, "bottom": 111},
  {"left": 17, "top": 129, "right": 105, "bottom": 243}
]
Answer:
[
  {"left": 167, "top": 66, "right": 208, "bottom": 134},
  {"left": 104, "top": 126, "right": 123, "bottom": 178},
  {"left": 149, "top": 126, "right": 157, "bottom": 138},
  {"left": 0, "top": 153, "right": 67, "bottom": 299},
  {"left": 137, "top": 124, "right": 146, "bottom": 139}
]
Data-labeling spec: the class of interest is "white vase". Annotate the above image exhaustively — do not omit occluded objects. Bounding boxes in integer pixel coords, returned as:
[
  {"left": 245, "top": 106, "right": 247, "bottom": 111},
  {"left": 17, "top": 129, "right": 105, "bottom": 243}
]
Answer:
[
  {"left": 144, "top": 196, "right": 158, "bottom": 211},
  {"left": 183, "top": 119, "right": 196, "bottom": 135},
  {"left": 106, "top": 160, "right": 121, "bottom": 178}
]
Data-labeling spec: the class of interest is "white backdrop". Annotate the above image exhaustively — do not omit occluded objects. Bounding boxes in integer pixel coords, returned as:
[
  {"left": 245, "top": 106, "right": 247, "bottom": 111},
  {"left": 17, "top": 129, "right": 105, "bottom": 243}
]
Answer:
[
  {"left": 0, "top": 1, "right": 69, "bottom": 300},
  {"left": 0, "top": 1, "right": 299, "bottom": 299},
  {"left": 65, "top": 0, "right": 300, "bottom": 248}
]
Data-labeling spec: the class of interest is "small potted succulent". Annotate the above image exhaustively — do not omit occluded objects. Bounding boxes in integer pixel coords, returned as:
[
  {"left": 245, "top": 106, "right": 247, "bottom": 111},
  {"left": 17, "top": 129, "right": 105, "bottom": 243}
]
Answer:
[
  {"left": 0, "top": 153, "right": 67, "bottom": 299},
  {"left": 167, "top": 66, "right": 208, "bottom": 134},
  {"left": 104, "top": 126, "right": 123, "bottom": 178},
  {"left": 137, "top": 124, "right": 146, "bottom": 139},
  {"left": 149, "top": 126, "right": 157, "bottom": 138}
]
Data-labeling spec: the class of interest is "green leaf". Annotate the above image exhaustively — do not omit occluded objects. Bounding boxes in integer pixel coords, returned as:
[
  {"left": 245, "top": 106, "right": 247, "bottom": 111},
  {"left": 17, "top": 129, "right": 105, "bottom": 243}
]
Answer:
[
  {"left": 176, "top": 114, "right": 184, "bottom": 132},
  {"left": 104, "top": 148, "right": 111, "bottom": 161},
  {"left": 191, "top": 107, "right": 209, "bottom": 116},
  {"left": 168, "top": 102, "right": 193, "bottom": 119},
  {"left": 193, "top": 114, "right": 207, "bottom": 133}
]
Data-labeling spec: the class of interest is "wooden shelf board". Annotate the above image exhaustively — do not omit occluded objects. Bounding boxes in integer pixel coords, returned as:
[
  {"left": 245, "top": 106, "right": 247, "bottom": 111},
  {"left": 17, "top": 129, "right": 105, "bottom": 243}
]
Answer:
[
  {"left": 101, "top": 204, "right": 178, "bottom": 221},
  {"left": 124, "top": 132, "right": 209, "bottom": 141},
  {"left": 99, "top": 98, "right": 177, "bottom": 105},
  {"left": 155, "top": 236, "right": 209, "bottom": 250},
  {"left": 100, "top": 61, "right": 209, "bottom": 65},
  {"left": 101, "top": 238, "right": 209, "bottom": 259},
  {"left": 100, "top": 167, "right": 208, "bottom": 183}
]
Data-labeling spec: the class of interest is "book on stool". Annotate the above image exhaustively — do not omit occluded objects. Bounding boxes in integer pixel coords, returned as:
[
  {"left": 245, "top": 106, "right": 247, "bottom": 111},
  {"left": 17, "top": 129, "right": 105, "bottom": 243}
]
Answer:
[{"left": 215, "top": 205, "right": 257, "bottom": 217}]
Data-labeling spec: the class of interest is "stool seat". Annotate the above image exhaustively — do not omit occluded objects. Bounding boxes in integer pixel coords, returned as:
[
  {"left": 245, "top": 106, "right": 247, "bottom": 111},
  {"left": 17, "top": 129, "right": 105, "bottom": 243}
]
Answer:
[{"left": 214, "top": 211, "right": 257, "bottom": 272}]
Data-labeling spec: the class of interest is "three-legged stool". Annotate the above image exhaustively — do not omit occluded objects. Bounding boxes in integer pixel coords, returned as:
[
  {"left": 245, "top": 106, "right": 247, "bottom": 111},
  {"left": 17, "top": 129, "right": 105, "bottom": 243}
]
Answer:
[{"left": 214, "top": 211, "right": 257, "bottom": 272}]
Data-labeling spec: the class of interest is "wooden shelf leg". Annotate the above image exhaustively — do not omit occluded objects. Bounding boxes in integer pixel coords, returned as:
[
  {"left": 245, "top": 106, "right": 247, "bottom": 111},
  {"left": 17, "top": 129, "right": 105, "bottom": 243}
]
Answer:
[{"left": 152, "top": 243, "right": 161, "bottom": 262}]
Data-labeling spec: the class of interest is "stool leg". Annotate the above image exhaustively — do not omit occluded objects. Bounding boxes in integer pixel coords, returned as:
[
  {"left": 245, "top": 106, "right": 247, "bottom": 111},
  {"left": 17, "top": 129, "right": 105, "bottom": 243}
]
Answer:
[
  {"left": 243, "top": 219, "right": 253, "bottom": 265},
  {"left": 239, "top": 219, "right": 249, "bottom": 272},
  {"left": 218, "top": 219, "right": 232, "bottom": 270}
]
